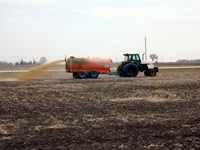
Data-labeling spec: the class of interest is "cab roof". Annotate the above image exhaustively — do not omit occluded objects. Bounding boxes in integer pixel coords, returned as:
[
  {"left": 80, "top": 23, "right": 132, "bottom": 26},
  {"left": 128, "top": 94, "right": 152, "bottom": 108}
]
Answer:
[{"left": 123, "top": 53, "right": 140, "bottom": 56}]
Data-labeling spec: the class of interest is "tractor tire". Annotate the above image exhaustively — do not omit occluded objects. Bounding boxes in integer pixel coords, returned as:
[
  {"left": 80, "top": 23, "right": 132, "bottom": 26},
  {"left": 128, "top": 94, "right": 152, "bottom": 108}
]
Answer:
[
  {"left": 73, "top": 72, "right": 78, "bottom": 78},
  {"left": 144, "top": 70, "right": 150, "bottom": 76},
  {"left": 117, "top": 64, "right": 124, "bottom": 77},
  {"left": 77, "top": 71, "right": 87, "bottom": 79},
  {"left": 89, "top": 71, "right": 99, "bottom": 78},
  {"left": 123, "top": 64, "right": 139, "bottom": 77},
  {"left": 149, "top": 69, "right": 157, "bottom": 76}
]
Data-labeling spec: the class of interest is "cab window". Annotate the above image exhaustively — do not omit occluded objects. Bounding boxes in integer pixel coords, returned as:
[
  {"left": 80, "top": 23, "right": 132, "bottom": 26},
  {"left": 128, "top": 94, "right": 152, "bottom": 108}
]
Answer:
[
  {"left": 131, "top": 55, "right": 136, "bottom": 61},
  {"left": 124, "top": 56, "right": 128, "bottom": 61},
  {"left": 136, "top": 55, "right": 140, "bottom": 61}
]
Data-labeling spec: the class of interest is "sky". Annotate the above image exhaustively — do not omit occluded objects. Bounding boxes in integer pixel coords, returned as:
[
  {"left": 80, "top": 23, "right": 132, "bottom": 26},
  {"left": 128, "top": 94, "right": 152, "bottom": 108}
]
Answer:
[{"left": 0, "top": 0, "right": 200, "bottom": 62}]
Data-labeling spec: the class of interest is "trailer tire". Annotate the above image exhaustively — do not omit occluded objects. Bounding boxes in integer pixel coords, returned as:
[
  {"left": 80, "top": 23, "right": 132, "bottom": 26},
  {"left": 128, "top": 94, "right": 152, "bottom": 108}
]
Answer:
[
  {"left": 123, "top": 64, "right": 138, "bottom": 77},
  {"left": 89, "top": 71, "right": 99, "bottom": 78},
  {"left": 77, "top": 71, "right": 87, "bottom": 79}
]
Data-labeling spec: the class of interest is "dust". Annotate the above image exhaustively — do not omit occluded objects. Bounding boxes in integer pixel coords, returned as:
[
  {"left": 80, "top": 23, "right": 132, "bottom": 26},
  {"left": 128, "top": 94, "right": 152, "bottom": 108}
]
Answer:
[{"left": 17, "top": 60, "right": 64, "bottom": 80}]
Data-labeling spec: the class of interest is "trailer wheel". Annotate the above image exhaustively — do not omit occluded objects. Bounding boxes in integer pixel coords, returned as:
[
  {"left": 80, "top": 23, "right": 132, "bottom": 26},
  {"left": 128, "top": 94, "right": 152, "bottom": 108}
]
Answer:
[
  {"left": 123, "top": 64, "right": 138, "bottom": 77},
  {"left": 73, "top": 72, "right": 78, "bottom": 78},
  {"left": 77, "top": 71, "right": 87, "bottom": 79},
  {"left": 89, "top": 71, "right": 99, "bottom": 78}
]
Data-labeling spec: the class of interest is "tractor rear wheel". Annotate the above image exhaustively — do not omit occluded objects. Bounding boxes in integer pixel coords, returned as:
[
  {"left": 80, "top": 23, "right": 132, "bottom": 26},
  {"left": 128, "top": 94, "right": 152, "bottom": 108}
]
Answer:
[
  {"left": 123, "top": 64, "right": 138, "bottom": 77},
  {"left": 117, "top": 64, "right": 124, "bottom": 77},
  {"left": 73, "top": 72, "right": 78, "bottom": 78}
]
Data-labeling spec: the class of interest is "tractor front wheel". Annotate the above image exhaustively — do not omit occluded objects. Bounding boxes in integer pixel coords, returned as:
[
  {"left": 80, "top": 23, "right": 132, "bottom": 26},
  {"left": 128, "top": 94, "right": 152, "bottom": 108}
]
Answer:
[
  {"left": 144, "top": 70, "right": 150, "bottom": 76},
  {"left": 149, "top": 69, "right": 157, "bottom": 76},
  {"left": 144, "top": 69, "right": 157, "bottom": 77}
]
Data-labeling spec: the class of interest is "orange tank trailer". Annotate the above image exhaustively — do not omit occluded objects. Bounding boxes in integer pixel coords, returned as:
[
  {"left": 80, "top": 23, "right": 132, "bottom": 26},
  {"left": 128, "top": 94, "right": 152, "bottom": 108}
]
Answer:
[{"left": 65, "top": 57, "right": 112, "bottom": 79}]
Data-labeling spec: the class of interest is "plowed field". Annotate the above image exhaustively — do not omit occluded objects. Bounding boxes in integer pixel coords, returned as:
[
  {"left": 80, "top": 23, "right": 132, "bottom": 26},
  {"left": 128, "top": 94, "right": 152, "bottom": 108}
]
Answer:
[{"left": 0, "top": 71, "right": 200, "bottom": 149}]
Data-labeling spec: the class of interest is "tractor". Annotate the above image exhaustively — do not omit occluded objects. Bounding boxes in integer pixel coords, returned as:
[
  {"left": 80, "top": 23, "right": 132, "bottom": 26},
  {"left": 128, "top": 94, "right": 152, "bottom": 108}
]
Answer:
[{"left": 117, "top": 53, "right": 159, "bottom": 77}]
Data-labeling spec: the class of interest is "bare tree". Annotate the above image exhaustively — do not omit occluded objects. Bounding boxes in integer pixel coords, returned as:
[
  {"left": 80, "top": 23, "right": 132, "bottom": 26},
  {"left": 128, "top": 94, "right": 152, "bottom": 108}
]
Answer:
[
  {"left": 149, "top": 54, "right": 158, "bottom": 62},
  {"left": 39, "top": 57, "right": 47, "bottom": 64}
]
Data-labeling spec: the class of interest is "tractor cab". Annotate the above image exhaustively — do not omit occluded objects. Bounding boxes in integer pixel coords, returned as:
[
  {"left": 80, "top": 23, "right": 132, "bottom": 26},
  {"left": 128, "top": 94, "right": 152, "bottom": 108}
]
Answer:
[{"left": 123, "top": 53, "right": 141, "bottom": 66}]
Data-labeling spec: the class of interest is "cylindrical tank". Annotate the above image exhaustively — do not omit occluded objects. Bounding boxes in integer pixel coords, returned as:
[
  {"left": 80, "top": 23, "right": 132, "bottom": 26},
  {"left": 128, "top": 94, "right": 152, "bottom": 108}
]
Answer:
[{"left": 66, "top": 57, "right": 112, "bottom": 73}]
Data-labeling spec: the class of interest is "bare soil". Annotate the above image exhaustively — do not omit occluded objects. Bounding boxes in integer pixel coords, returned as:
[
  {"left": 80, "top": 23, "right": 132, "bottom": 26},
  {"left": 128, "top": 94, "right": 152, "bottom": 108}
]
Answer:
[{"left": 0, "top": 71, "right": 200, "bottom": 149}]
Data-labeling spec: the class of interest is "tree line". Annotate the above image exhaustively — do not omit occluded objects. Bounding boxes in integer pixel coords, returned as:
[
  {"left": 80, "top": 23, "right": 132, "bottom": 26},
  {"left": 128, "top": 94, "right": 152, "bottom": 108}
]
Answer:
[
  {"left": 149, "top": 54, "right": 200, "bottom": 63},
  {"left": 176, "top": 59, "right": 200, "bottom": 63},
  {"left": 0, "top": 57, "right": 47, "bottom": 66}
]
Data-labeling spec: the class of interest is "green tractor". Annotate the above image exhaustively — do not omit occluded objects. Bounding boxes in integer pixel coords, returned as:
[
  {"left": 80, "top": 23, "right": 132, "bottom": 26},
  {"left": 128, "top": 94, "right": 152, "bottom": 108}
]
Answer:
[{"left": 117, "top": 53, "right": 159, "bottom": 77}]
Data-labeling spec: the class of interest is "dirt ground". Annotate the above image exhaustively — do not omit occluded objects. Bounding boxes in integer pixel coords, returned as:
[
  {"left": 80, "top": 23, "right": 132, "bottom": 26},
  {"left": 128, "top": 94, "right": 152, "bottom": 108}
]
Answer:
[{"left": 0, "top": 70, "right": 200, "bottom": 149}]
